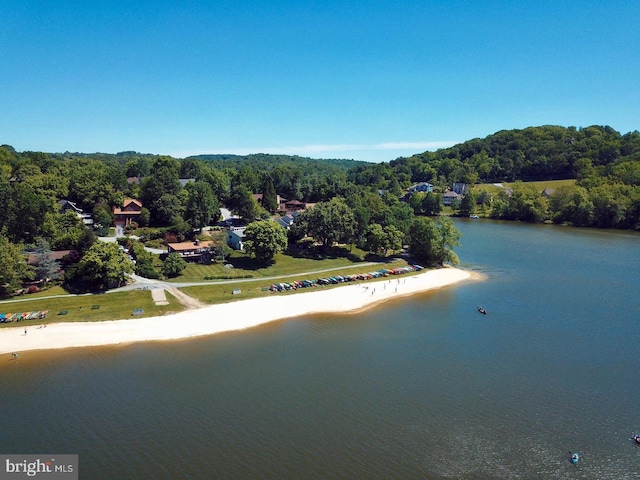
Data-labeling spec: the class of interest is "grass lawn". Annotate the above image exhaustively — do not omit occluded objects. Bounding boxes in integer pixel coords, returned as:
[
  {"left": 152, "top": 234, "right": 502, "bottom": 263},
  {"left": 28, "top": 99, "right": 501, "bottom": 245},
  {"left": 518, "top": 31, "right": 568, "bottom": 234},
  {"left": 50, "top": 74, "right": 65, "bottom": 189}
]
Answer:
[
  {"left": 0, "top": 246, "right": 418, "bottom": 324},
  {"left": 473, "top": 179, "right": 576, "bottom": 194},
  {"left": 180, "top": 245, "right": 375, "bottom": 281},
  {"left": 181, "top": 258, "right": 412, "bottom": 304},
  {"left": 0, "top": 290, "right": 184, "bottom": 328}
]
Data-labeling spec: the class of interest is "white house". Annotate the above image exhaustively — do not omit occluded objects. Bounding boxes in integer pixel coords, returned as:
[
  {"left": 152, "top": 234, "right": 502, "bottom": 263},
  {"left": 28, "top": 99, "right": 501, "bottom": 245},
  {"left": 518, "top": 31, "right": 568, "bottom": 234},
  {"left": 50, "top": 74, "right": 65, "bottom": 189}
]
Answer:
[
  {"left": 443, "top": 191, "right": 461, "bottom": 206},
  {"left": 227, "top": 227, "right": 246, "bottom": 250},
  {"left": 409, "top": 182, "right": 434, "bottom": 193},
  {"left": 452, "top": 183, "right": 468, "bottom": 195}
]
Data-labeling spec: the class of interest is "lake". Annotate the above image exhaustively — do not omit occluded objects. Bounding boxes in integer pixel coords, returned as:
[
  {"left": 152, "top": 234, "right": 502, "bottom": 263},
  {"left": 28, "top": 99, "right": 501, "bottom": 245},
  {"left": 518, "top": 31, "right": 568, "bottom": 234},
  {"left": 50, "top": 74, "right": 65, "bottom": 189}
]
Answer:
[{"left": 1, "top": 220, "right": 639, "bottom": 479}]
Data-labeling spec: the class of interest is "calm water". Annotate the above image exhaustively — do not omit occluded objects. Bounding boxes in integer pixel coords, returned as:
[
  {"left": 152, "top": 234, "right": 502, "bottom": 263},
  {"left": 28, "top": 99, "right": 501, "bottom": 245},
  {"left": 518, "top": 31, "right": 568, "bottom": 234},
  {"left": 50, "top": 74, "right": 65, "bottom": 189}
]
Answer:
[{"left": 2, "top": 220, "right": 639, "bottom": 479}]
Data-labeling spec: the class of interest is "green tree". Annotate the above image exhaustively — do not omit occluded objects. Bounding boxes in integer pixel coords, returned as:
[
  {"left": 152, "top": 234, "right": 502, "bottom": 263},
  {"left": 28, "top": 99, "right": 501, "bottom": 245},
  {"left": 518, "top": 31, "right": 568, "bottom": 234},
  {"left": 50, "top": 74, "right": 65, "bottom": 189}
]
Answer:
[
  {"left": 384, "top": 224, "right": 405, "bottom": 255},
  {"left": 141, "top": 157, "right": 182, "bottom": 225},
  {"left": 154, "top": 193, "right": 185, "bottom": 226},
  {"left": 229, "top": 184, "right": 261, "bottom": 221},
  {"left": 72, "top": 241, "right": 133, "bottom": 290},
  {"left": 365, "top": 224, "right": 404, "bottom": 256},
  {"left": 161, "top": 252, "right": 188, "bottom": 278},
  {"left": 293, "top": 198, "right": 356, "bottom": 249},
  {"left": 41, "top": 211, "right": 87, "bottom": 250},
  {"left": 130, "top": 242, "right": 160, "bottom": 279},
  {"left": 458, "top": 190, "right": 477, "bottom": 217},
  {"left": 364, "top": 223, "right": 386, "bottom": 255},
  {"left": 33, "top": 238, "right": 60, "bottom": 286},
  {"left": 0, "top": 234, "right": 34, "bottom": 295},
  {"left": 433, "top": 217, "right": 462, "bottom": 264},
  {"left": 92, "top": 203, "right": 113, "bottom": 235},
  {"left": 184, "top": 181, "right": 218, "bottom": 230},
  {"left": 243, "top": 220, "right": 288, "bottom": 264},
  {"left": 3, "top": 181, "right": 53, "bottom": 243},
  {"left": 422, "top": 192, "right": 443, "bottom": 216},
  {"left": 409, "top": 216, "right": 461, "bottom": 266},
  {"left": 260, "top": 175, "right": 279, "bottom": 212}
]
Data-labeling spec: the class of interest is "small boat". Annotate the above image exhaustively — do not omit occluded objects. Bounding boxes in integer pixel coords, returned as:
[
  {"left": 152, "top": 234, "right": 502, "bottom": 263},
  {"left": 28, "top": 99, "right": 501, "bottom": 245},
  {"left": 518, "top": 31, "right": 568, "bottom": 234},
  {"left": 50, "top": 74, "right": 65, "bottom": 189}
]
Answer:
[
  {"left": 470, "top": 214, "right": 480, "bottom": 219},
  {"left": 632, "top": 433, "right": 640, "bottom": 444},
  {"left": 477, "top": 306, "right": 487, "bottom": 315},
  {"left": 570, "top": 452, "right": 579, "bottom": 464}
]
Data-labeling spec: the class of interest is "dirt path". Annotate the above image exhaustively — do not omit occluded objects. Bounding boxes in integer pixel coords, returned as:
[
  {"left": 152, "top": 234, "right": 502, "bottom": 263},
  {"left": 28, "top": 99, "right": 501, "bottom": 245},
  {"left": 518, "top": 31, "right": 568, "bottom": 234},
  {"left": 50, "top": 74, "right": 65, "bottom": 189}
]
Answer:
[{"left": 165, "top": 286, "right": 206, "bottom": 310}]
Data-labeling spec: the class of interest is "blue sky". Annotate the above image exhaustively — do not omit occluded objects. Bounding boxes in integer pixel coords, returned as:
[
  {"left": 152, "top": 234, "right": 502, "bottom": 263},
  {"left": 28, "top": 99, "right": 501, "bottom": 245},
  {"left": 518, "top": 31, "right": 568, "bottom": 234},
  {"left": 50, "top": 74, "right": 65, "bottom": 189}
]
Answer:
[{"left": 2, "top": 0, "right": 638, "bottom": 162}]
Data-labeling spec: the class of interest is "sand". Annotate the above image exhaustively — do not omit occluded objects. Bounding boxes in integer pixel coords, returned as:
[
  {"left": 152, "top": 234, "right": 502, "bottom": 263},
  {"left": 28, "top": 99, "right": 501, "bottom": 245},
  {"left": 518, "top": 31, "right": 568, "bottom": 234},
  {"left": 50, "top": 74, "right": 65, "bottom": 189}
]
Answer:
[{"left": 0, "top": 267, "right": 475, "bottom": 355}]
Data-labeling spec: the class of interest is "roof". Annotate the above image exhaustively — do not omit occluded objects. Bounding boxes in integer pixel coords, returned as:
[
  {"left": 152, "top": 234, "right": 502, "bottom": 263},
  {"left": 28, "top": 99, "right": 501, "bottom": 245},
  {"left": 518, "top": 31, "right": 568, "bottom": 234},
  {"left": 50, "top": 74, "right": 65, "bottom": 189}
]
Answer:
[
  {"left": 124, "top": 198, "right": 142, "bottom": 207},
  {"left": 113, "top": 198, "right": 143, "bottom": 215},
  {"left": 228, "top": 227, "right": 246, "bottom": 238},
  {"left": 59, "top": 199, "right": 83, "bottom": 213},
  {"left": 167, "top": 240, "right": 213, "bottom": 251}
]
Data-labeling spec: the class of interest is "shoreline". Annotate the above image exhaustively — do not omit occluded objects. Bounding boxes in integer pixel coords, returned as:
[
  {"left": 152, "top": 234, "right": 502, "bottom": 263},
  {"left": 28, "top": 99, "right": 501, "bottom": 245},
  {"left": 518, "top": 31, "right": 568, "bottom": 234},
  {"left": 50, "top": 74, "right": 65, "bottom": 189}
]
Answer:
[{"left": 0, "top": 267, "right": 479, "bottom": 356}]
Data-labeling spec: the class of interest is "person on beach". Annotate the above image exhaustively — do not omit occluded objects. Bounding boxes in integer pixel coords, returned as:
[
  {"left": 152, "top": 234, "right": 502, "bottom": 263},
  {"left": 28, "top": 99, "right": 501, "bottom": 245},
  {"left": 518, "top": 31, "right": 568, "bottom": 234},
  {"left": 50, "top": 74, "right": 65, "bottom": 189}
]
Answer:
[{"left": 24, "top": 327, "right": 27, "bottom": 335}]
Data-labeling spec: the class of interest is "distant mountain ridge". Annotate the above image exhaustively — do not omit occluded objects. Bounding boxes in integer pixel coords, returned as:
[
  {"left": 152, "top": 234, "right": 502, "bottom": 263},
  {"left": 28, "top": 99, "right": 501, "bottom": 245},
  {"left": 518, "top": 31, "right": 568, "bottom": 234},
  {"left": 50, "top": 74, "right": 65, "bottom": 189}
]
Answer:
[{"left": 185, "top": 153, "right": 367, "bottom": 171}]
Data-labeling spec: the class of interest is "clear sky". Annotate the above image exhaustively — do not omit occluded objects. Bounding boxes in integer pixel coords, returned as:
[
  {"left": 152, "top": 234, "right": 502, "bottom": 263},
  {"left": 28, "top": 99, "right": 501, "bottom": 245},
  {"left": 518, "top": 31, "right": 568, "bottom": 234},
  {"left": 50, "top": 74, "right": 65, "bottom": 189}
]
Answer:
[{"left": 2, "top": 0, "right": 638, "bottom": 162}]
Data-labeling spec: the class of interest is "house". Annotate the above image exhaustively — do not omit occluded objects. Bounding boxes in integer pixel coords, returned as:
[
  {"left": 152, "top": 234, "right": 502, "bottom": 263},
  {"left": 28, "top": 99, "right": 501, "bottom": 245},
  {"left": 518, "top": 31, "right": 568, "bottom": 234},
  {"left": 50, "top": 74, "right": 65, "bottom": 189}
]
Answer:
[
  {"left": 443, "top": 191, "right": 461, "bottom": 206},
  {"left": 167, "top": 240, "right": 213, "bottom": 262},
  {"left": 113, "top": 198, "right": 142, "bottom": 229},
  {"left": 279, "top": 198, "right": 309, "bottom": 213},
  {"left": 59, "top": 200, "right": 94, "bottom": 227},
  {"left": 126, "top": 176, "right": 143, "bottom": 185},
  {"left": 227, "top": 227, "right": 246, "bottom": 250},
  {"left": 541, "top": 188, "right": 556, "bottom": 197},
  {"left": 276, "top": 212, "right": 299, "bottom": 230},
  {"left": 409, "top": 182, "right": 434, "bottom": 193},
  {"left": 452, "top": 183, "right": 468, "bottom": 195}
]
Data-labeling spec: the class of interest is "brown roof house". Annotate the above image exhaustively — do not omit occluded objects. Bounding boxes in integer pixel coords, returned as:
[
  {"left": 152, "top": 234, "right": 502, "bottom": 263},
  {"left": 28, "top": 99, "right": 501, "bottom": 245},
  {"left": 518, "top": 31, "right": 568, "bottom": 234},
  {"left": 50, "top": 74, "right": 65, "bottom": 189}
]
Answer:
[
  {"left": 113, "top": 198, "right": 143, "bottom": 229},
  {"left": 167, "top": 240, "right": 213, "bottom": 262},
  {"left": 278, "top": 199, "right": 310, "bottom": 213}
]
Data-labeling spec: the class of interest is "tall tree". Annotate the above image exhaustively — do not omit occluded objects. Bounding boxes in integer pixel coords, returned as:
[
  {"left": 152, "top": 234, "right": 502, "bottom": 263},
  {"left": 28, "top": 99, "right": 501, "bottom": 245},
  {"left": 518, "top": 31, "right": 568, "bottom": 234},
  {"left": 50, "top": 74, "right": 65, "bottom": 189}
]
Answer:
[
  {"left": 260, "top": 175, "right": 279, "bottom": 212},
  {"left": 73, "top": 241, "right": 133, "bottom": 290},
  {"left": 161, "top": 252, "right": 188, "bottom": 278},
  {"left": 409, "top": 216, "right": 461, "bottom": 266},
  {"left": 229, "top": 184, "right": 261, "bottom": 221},
  {"left": 458, "top": 190, "right": 477, "bottom": 217},
  {"left": 32, "top": 238, "right": 60, "bottom": 286},
  {"left": 365, "top": 224, "right": 403, "bottom": 256},
  {"left": 243, "top": 220, "right": 288, "bottom": 264},
  {"left": 184, "top": 181, "right": 219, "bottom": 230},
  {"left": 4, "top": 181, "right": 53, "bottom": 243},
  {"left": 293, "top": 198, "right": 355, "bottom": 249},
  {"left": 0, "top": 234, "right": 34, "bottom": 295}
]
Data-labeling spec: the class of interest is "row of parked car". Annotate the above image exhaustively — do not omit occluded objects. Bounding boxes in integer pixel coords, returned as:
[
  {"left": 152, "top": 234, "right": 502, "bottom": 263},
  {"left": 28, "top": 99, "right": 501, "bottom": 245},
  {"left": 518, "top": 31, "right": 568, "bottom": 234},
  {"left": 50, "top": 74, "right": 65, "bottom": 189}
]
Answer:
[{"left": 268, "top": 265, "right": 424, "bottom": 292}]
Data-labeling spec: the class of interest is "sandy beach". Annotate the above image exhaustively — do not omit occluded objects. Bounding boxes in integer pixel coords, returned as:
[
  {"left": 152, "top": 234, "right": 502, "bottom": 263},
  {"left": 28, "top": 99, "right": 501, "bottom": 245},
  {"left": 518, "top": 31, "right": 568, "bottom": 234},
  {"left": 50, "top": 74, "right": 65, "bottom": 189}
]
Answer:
[{"left": 0, "top": 267, "right": 475, "bottom": 355}]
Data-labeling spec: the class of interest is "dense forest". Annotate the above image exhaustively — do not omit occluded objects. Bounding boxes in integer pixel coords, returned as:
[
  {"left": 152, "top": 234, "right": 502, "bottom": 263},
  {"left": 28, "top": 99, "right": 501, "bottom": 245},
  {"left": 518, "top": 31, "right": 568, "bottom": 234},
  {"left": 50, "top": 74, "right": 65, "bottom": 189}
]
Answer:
[{"left": 1, "top": 124, "right": 639, "bottom": 295}]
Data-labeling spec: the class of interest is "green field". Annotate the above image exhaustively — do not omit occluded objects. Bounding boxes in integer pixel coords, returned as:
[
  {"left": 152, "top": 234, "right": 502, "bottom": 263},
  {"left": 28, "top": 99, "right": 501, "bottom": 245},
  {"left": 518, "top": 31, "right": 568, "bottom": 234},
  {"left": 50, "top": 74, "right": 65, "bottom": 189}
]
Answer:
[
  {"left": 473, "top": 179, "right": 576, "bottom": 195},
  {"left": 181, "top": 258, "right": 411, "bottom": 304},
  {"left": 0, "top": 289, "right": 183, "bottom": 328},
  {"left": 180, "top": 245, "right": 373, "bottom": 281}
]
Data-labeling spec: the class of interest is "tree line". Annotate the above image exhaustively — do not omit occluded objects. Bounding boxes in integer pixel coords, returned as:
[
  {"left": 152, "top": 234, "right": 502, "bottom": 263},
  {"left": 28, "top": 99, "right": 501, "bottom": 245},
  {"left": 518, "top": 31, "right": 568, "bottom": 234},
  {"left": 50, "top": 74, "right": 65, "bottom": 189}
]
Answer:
[{"left": 1, "top": 123, "right": 638, "bottom": 294}]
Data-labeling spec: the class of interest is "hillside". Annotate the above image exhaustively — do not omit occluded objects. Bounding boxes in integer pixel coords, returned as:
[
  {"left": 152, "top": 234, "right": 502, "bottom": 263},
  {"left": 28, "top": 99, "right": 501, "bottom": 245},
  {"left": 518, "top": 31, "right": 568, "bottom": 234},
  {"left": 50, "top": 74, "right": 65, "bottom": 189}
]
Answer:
[{"left": 391, "top": 125, "right": 640, "bottom": 184}]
